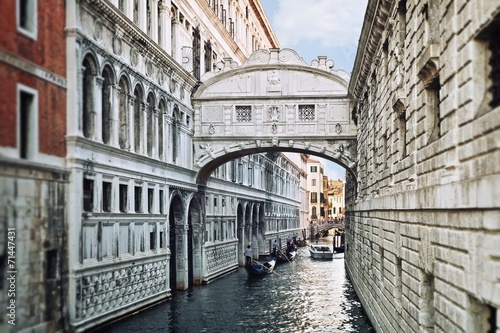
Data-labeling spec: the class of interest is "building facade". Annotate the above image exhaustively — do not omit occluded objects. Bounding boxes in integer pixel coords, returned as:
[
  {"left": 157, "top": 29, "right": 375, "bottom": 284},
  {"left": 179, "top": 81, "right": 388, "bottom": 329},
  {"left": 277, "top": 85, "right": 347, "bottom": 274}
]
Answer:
[
  {"left": 326, "top": 178, "right": 345, "bottom": 220},
  {"left": 0, "top": 1, "right": 68, "bottom": 332},
  {"left": 346, "top": 0, "right": 500, "bottom": 332},
  {"left": 306, "top": 158, "right": 325, "bottom": 223},
  {"left": 0, "top": 0, "right": 306, "bottom": 332}
]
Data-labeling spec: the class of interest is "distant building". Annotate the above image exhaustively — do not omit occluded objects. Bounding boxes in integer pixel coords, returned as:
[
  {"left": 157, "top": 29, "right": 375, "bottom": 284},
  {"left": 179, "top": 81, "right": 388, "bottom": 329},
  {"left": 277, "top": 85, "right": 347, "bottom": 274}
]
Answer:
[
  {"left": 306, "top": 158, "right": 325, "bottom": 222},
  {"left": 326, "top": 179, "right": 345, "bottom": 220}
]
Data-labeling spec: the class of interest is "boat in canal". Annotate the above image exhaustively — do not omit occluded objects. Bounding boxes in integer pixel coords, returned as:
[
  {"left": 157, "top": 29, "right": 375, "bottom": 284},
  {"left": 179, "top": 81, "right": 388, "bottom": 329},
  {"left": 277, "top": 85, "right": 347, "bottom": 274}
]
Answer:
[
  {"left": 246, "top": 257, "right": 277, "bottom": 276},
  {"left": 276, "top": 249, "right": 297, "bottom": 264},
  {"left": 309, "top": 244, "right": 335, "bottom": 259}
]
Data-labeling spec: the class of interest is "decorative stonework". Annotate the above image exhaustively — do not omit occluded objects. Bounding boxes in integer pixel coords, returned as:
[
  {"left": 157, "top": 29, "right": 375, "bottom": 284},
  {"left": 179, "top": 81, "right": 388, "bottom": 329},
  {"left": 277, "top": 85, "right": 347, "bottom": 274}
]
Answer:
[
  {"left": 267, "top": 70, "right": 281, "bottom": 92},
  {"left": 112, "top": 35, "right": 122, "bottom": 55},
  {"left": 93, "top": 19, "right": 103, "bottom": 41},
  {"left": 75, "top": 260, "right": 168, "bottom": 320},
  {"left": 205, "top": 243, "right": 238, "bottom": 275},
  {"left": 145, "top": 60, "right": 154, "bottom": 77},
  {"left": 130, "top": 48, "right": 139, "bottom": 67},
  {"left": 268, "top": 106, "right": 280, "bottom": 121}
]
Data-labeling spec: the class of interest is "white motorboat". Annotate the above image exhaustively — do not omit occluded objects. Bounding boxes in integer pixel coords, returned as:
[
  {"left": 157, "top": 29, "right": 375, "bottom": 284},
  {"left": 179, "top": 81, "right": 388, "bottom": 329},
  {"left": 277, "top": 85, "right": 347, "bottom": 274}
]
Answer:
[{"left": 309, "top": 244, "right": 335, "bottom": 259}]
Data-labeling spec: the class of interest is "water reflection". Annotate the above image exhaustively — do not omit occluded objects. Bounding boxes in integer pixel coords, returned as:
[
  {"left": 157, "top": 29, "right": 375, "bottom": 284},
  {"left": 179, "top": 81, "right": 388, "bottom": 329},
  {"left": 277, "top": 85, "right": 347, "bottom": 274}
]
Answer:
[{"left": 97, "top": 239, "right": 373, "bottom": 333}]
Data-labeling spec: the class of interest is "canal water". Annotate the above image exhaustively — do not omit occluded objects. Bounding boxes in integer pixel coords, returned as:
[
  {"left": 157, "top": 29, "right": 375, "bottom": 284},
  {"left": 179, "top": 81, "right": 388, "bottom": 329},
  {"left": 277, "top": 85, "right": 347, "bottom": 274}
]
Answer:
[{"left": 97, "top": 238, "right": 374, "bottom": 333}]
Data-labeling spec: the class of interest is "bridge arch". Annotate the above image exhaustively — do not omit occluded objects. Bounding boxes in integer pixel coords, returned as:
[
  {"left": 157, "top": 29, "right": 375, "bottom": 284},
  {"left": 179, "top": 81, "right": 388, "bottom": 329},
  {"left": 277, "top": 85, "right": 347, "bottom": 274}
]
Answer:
[{"left": 192, "top": 48, "right": 358, "bottom": 183}]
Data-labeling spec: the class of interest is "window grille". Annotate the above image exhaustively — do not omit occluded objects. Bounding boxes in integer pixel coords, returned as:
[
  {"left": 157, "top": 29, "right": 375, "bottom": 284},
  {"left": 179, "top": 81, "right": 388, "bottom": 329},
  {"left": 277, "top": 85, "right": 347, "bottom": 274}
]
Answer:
[
  {"left": 236, "top": 106, "right": 252, "bottom": 122},
  {"left": 490, "top": 35, "right": 500, "bottom": 108},
  {"left": 298, "top": 105, "right": 315, "bottom": 121}
]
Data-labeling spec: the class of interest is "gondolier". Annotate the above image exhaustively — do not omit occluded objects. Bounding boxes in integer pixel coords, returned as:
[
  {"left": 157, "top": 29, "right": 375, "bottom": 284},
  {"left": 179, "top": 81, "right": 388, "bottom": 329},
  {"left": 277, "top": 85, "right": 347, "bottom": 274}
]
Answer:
[{"left": 244, "top": 245, "right": 253, "bottom": 267}]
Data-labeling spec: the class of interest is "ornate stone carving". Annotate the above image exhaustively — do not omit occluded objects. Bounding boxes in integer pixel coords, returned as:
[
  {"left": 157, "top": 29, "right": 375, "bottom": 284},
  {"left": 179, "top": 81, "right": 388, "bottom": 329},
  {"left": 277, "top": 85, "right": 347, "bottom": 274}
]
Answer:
[
  {"left": 93, "top": 19, "right": 103, "bottom": 41},
  {"left": 75, "top": 260, "right": 167, "bottom": 320},
  {"left": 268, "top": 105, "right": 280, "bottom": 121},
  {"left": 130, "top": 48, "right": 139, "bottom": 67},
  {"left": 333, "top": 123, "right": 341, "bottom": 134},
  {"left": 112, "top": 35, "right": 122, "bottom": 56},
  {"left": 208, "top": 124, "right": 215, "bottom": 135},
  {"left": 267, "top": 70, "right": 281, "bottom": 92},
  {"left": 272, "top": 119, "right": 281, "bottom": 132},
  {"left": 145, "top": 60, "right": 154, "bottom": 77}
]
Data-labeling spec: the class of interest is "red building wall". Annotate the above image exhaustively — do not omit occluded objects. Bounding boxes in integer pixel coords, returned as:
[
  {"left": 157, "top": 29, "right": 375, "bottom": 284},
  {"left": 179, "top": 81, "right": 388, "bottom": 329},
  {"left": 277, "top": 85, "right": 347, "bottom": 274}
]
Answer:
[{"left": 0, "top": 0, "right": 66, "bottom": 157}]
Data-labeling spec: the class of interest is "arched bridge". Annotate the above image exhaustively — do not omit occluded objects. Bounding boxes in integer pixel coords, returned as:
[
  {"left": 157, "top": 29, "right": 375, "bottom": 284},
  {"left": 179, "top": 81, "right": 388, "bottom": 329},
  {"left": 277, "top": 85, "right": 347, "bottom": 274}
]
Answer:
[
  {"left": 310, "top": 221, "right": 345, "bottom": 238},
  {"left": 191, "top": 48, "right": 358, "bottom": 182}
]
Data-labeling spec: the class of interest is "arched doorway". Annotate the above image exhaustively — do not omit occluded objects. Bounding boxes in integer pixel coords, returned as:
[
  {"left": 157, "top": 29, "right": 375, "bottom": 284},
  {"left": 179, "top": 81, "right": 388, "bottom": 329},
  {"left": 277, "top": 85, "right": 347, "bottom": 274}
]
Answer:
[{"left": 169, "top": 194, "right": 185, "bottom": 290}]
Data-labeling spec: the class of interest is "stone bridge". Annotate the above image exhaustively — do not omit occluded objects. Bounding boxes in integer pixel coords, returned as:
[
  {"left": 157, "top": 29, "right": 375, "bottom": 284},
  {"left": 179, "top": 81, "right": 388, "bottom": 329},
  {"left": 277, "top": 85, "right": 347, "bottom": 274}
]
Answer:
[{"left": 191, "top": 48, "right": 358, "bottom": 182}]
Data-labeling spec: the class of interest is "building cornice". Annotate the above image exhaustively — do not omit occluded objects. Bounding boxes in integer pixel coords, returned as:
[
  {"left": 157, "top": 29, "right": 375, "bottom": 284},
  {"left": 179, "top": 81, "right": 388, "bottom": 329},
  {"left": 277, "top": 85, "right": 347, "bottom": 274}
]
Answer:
[
  {"left": 348, "top": 0, "right": 393, "bottom": 101},
  {"left": 249, "top": 0, "right": 280, "bottom": 49},
  {"left": 86, "top": 0, "right": 198, "bottom": 88}
]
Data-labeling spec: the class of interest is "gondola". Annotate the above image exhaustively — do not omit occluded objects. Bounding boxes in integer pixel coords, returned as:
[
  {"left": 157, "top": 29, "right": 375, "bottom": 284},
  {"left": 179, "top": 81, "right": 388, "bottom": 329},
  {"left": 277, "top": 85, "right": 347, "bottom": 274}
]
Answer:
[
  {"left": 246, "top": 257, "right": 277, "bottom": 276},
  {"left": 276, "top": 249, "right": 297, "bottom": 264}
]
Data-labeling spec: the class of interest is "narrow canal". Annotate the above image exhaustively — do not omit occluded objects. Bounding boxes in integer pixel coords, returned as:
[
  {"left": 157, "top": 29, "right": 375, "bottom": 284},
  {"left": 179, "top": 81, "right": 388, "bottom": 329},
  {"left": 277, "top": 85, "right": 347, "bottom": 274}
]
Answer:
[{"left": 96, "top": 238, "right": 374, "bottom": 333}]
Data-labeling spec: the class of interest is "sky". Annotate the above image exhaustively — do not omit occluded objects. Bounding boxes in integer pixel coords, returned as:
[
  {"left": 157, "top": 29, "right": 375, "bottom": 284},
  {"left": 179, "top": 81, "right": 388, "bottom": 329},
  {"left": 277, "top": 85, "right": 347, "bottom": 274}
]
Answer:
[{"left": 260, "top": 0, "right": 368, "bottom": 181}]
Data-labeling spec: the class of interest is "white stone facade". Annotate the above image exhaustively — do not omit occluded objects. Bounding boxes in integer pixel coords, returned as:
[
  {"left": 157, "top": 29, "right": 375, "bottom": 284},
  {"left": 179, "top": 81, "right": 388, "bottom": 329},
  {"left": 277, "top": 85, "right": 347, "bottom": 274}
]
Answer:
[
  {"left": 347, "top": 1, "right": 500, "bottom": 332},
  {"left": 61, "top": 0, "right": 301, "bottom": 331}
]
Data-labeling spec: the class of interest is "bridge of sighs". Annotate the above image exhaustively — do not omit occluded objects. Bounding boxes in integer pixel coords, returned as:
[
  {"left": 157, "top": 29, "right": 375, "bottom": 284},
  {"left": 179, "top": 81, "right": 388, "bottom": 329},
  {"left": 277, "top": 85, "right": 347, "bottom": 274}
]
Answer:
[{"left": 191, "top": 48, "right": 358, "bottom": 182}]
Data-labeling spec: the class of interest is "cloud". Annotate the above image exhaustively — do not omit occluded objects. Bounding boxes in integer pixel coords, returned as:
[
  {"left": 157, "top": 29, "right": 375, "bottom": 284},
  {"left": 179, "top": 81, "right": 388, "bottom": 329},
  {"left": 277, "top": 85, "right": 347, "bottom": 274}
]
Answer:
[{"left": 270, "top": 0, "right": 368, "bottom": 49}]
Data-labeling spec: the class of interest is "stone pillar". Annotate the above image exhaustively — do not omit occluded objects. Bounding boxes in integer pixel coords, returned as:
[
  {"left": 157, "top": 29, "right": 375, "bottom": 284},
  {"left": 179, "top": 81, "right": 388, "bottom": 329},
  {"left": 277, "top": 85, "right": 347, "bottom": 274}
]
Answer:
[
  {"left": 158, "top": 110, "right": 164, "bottom": 161},
  {"left": 175, "top": 224, "right": 189, "bottom": 290},
  {"left": 141, "top": 101, "right": 147, "bottom": 155},
  {"left": 151, "top": 0, "right": 158, "bottom": 42},
  {"left": 93, "top": 75, "right": 104, "bottom": 142},
  {"left": 153, "top": 107, "right": 159, "bottom": 159},
  {"left": 159, "top": 2, "right": 172, "bottom": 53},
  {"left": 138, "top": 0, "right": 147, "bottom": 33},
  {"left": 111, "top": 84, "right": 120, "bottom": 147},
  {"left": 128, "top": 94, "right": 135, "bottom": 152},
  {"left": 171, "top": 20, "right": 179, "bottom": 61},
  {"left": 125, "top": 0, "right": 134, "bottom": 21}
]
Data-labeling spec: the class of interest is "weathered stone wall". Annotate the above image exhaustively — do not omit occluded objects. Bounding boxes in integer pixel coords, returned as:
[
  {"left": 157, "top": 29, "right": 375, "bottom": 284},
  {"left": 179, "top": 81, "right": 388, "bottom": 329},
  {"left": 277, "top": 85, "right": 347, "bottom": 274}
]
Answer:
[
  {"left": 0, "top": 161, "right": 68, "bottom": 333},
  {"left": 346, "top": 1, "right": 500, "bottom": 332}
]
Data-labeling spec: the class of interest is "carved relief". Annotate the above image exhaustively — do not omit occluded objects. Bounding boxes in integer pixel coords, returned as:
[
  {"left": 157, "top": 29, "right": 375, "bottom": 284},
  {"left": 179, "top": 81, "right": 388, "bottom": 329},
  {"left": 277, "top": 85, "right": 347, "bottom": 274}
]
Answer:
[
  {"left": 268, "top": 106, "right": 280, "bottom": 121},
  {"left": 112, "top": 35, "right": 122, "bottom": 55},
  {"left": 130, "top": 48, "right": 139, "bottom": 67},
  {"left": 267, "top": 70, "right": 281, "bottom": 92},
  {"left": 75, "top": 260, "right": 167, "bottom": 320},
  {"left": 93, "top": 19, "right": 103, "bottom": 41}
]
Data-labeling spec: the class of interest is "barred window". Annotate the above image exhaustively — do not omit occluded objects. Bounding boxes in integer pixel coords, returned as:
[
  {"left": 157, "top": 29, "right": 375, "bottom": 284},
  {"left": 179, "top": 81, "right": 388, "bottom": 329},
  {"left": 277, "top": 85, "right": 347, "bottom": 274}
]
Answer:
[
  {"left": 236, "top": 106, "right": 252, "bottom": 122},
  {"left": 490, "top": 33, "right": 500, "bottom": 108},
  {"left": 298, "top": 105, "right": 315, "bottom": 121}
]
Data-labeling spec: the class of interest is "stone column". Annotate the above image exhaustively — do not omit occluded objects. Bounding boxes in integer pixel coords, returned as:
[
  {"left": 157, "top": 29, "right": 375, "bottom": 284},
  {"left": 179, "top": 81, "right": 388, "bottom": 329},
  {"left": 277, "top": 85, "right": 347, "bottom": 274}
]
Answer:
[
  {"left": 171, "top": 20, "right": 179, "bottom": 61},
  {"left": 111, "top": 84, "right": 120, "bottom": 147},
  {"left": 151, "top": 0, "right": 158, "bottom": 42},
  {"left": 125, "top": 0, "right": 134, "bottom": 21},
  {"left": 93, "top": 75, "right": 104, "bottom": 142},
  {"left": 127, "top": 94, "right": 135, "bottom": 152},
  {"left": 138, "top": 0, "right": 147, "bottom": 33},
  {"left": 153, "top": 107, "right": 159, "bottom": 159},
  {"left": 141, "top": 101, "right": 147, "bottom": 155},
  {"left": 159, "top": 2, "right": 172, "bottom": 53}
]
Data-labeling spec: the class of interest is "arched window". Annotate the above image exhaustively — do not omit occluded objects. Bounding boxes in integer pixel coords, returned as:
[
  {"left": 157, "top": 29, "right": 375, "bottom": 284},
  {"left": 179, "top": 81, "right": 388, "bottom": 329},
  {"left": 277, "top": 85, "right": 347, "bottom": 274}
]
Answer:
[
  {"left": 158, "top": 99, "right": 166, "bottom": 160},
  {"left": 146, "top": 92, "right": 155, "bottom": 157},
  {"left": 118, "top": 76, "right": 129, "bottom": 149},
  {"left": 82, "top": 55, "right": 97, "bottom": 138},
  {"left": 133, "top": 85, "right": 143, "bottom": 153},
  {"left": 101, "top": 65, "right": 114, "bottom": 144}
]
